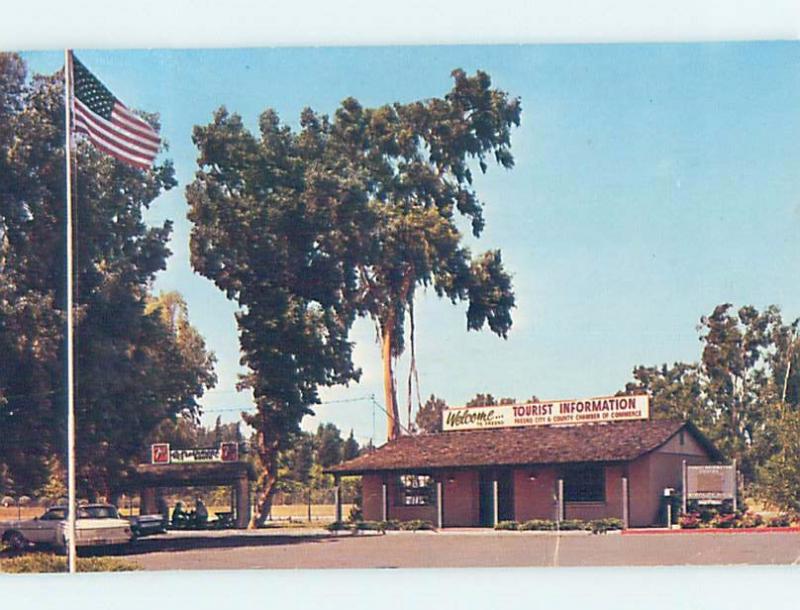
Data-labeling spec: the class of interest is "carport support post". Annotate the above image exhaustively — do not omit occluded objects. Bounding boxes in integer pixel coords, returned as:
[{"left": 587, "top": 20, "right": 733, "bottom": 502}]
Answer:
[
  {"left": 621, "top": 476, "right": 629, "bottom": 529},
  {"left": 436, "top": 480, "right": 443, "bottom": 529},
  {"left": 557, "top": 478, "right": 564, "bottom": 523},
  {"left": 381, "top": 482, "right": 388, "bottom": 521},
  {"left": 140, "top": 487, "right": 157, "bottom": 515},
  {"left": 235, "top": 476, "right": 250, "bottom": 528},
  {"left": 492, "top": 477, "right": 499, "bottom": 527},
  {"left": 334, "top": 475, "right": 342, "bottom": 523},
  {"left": 732, "top": 459, "right": 738, "bottom": 513},
  {"left": 681, "top": 460, "right": 687, "bottom": 515}
]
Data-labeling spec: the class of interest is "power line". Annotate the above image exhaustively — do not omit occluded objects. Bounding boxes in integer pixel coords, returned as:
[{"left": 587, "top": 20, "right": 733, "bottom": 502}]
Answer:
[
  {"left": 199, "top": 394, "right": 377, "bottom": 414},
  {"left": 370, "top": 396, "right": 412, "bottom": 436}
]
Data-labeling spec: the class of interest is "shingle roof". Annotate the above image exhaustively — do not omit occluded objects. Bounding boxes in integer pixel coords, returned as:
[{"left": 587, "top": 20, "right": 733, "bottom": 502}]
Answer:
[{"left": 327, "top": 420, "right": 719, "bottom": 474}]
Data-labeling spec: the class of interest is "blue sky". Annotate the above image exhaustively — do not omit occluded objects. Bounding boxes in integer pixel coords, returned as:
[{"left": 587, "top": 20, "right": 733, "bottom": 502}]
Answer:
[{"left": 23, "top": 42, "right": 800, "bottom": 446}]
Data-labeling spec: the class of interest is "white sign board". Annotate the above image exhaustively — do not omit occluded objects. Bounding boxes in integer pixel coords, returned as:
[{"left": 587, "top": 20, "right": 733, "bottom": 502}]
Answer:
[
  {"left": 150, "top": 442, "right": 239, "bottom": 464},
  {"left": 442, "top": 394, "right": 649, "bottom": 431},
  {"left": 686, "top": 464, "right": 736, "bottom": 502}
]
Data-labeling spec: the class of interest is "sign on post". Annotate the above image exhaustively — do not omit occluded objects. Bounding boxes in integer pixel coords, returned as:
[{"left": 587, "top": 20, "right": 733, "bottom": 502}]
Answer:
[
  {"left": 442, "top": 394, "right": 649, "bottom": 431},
  {"left": 150, "top": 442, "right": 239, "bottom": 465},
  {"left": 685, "top": 464, "right": 737, "bottom": 504}
]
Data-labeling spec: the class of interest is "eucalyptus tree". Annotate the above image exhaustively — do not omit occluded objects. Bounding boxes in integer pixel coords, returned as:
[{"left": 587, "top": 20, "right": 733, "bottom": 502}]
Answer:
[{"left": 335, "top": 69, "right": 520, "bottom": 439}]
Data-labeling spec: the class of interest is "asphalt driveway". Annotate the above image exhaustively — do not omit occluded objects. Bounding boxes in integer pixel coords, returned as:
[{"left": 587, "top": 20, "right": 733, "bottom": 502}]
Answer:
[{"left": 117, "top": 528, "right": 800, "bottom": 570}]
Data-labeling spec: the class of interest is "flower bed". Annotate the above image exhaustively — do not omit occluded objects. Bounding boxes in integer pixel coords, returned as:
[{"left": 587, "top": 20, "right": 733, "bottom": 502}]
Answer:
[{"left": 678, "top": 508, "right": 795, "bottom": 530}]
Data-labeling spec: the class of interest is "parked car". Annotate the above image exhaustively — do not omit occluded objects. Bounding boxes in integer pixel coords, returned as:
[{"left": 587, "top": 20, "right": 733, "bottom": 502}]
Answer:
[
  {"left": 0, "top": 504, "right": 133, "bottom": 553},
  {"left": 127, "top": 513, "right": 167, "bottom": 538}
]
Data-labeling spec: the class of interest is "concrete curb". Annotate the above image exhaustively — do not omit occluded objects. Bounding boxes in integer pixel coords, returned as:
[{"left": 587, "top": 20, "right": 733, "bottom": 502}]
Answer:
[{"left": 622, "top": 526, "right": 800, "bottom": 535}]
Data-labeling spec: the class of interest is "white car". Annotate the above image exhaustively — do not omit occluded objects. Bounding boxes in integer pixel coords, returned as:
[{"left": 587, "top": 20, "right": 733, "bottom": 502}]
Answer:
[{"left": 0, "top": 504, "right": 133, "bottom": 553}]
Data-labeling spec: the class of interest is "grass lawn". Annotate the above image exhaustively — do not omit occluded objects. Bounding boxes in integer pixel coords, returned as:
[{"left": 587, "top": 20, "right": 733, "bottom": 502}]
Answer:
[{"left": 0, "top": 552, "right": 139, "bottom": 573}]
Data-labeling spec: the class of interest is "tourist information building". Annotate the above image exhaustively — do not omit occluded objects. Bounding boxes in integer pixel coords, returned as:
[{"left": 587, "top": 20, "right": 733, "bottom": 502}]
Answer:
[{"left": 327, "top": 394, "right": 722, "bottom": 528}]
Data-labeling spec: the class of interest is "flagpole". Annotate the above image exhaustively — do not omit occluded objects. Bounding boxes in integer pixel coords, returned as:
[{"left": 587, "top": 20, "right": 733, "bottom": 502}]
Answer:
[{"left": 64, "top": 48, "right": 77, "bottom": 574}]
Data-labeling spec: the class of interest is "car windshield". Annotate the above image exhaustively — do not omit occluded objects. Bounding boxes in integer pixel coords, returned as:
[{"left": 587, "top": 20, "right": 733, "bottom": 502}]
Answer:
[
  {"left": 83, "top": 506, "right": 119, "bottom": 519},
  {"left": 40, "top": 508, "right": 67, "bottom": 521},
  {"left": 40, "top": 506, "right": 119, "bottom": 520}
]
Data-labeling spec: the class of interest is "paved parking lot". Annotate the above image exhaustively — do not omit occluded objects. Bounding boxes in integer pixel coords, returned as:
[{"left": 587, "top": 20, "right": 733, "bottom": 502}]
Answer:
[{"left": 117, "top": 528, "right": 800, "bottom": 570}]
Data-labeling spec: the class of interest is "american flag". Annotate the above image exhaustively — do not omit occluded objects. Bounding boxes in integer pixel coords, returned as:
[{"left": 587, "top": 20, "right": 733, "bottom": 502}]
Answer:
[{"left": 70, "top": 53, "right": 161, "bottom": 169}]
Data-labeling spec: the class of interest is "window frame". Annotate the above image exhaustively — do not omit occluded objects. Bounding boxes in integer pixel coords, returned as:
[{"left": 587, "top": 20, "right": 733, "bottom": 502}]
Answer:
[
  {"left": 562, "top": 463, "right": 606, "bottom": 503},
  {"left": 395, "top": 473, "right": 436, "bottom": 507}
]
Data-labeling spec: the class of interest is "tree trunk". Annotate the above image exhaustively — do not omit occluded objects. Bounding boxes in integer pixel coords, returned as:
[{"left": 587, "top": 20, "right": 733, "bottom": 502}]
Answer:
[
  {"left": 382, "top": 314, "right": 401, "bottom": 441},
  {"left": 380, "top": 268, "right": 414, "bottom": 441},
  {"left": 252, "top": 436, "right": 279, "bottom": 528}
]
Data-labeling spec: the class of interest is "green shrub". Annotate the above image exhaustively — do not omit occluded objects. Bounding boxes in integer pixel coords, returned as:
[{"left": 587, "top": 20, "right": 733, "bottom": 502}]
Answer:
[
  {"left": 557, "top": 519, "right": 587, "bottom": 531},
  {"left": 698, "top": 506, "right": 718, "bottom": 524},
  {"left": 352, "top": 520, "right": 385, "bottom": 532},
  {"left": 768, "top": 514, "right": 792, "bottom": 528},
  {"left": 519, "top": 519, "right": 557, "bottom": 531},
  {"left": 326, "top": 521, "right": 348, "bottom": 531},
  {"left": 398, "top": 519, "right": 434, "bottom": 531},
  {"left": 588, "top": 518, "right": 624, "bottom": 534},
  {"left": 494, "top": 520, "right": 519, "bottom": 530},
  {"left": 0, "top": 553, "right": 139, "bottom": 573},
  {"left": 679, "top": 512, "right": 701, "bottom": 529},
  {"left": 347, "top": 505, "right": 363, "bottom": 522},
  {"left": 378, "top": 519, "right": 401, "bottom": 531},
  {"left": 734, "top": 512, "right": 764, "bottom": 529}
]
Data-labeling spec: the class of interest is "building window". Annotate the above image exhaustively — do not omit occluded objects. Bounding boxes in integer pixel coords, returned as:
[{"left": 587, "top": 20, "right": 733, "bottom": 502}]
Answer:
[
  {"left": 396, "top": 474, "right": 435, "bottom": 506},
  {"left": 563, "top": 464, "right": 605, "bottom": 503}
]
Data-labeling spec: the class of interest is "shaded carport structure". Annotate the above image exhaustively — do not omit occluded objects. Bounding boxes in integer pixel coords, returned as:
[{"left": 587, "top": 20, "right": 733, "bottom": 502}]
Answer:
[{"left": 122, "top": 461, "right": 256, "bottom": 528}]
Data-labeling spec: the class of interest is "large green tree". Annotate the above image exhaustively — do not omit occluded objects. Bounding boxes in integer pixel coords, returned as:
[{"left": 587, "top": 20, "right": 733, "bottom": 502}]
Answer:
[
  {"left": 187, "top": 106, "right": 366, "bottom": 524},
  {"left": 187, "top": 69, "right": 520, "bottom": 521},
  {"left": 622, "top": 303, "right": 800, "bottom": 486},
  {"left": 698, "top": 304, "right": 791, "bottom": 480},
  {"left": 0, "top": 54, "right": 66, "bottom": 494},
  {"left": 0, "top": 54, "right": 216, "bottom": 498}
]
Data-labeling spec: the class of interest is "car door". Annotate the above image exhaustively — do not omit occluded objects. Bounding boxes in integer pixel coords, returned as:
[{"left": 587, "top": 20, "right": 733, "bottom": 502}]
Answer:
[{"left": 23, "top": 508, "right": 65, "bottom": 544}]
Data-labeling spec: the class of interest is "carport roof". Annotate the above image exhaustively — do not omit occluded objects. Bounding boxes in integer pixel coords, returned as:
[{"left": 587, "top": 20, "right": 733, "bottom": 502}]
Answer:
[
  {"left": 116, "top": 461, "right": 257, "bottom": 490},
  {"left": 326, "top": 419, "right": 721, "bottom": 475}
]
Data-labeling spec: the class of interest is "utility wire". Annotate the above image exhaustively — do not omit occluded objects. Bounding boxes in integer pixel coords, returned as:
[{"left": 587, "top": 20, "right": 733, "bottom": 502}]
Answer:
[
  {"left": 198, "top": 394, "right": 377, "bottom": 414},
  {"left": 370, "top": 396, "right": 412, "bottom": 436}
]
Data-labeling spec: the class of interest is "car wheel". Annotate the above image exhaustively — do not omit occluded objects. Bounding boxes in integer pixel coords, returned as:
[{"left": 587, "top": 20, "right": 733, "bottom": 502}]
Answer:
[{"left": 5, "top": 531, "right": 28, "bottom": 552}]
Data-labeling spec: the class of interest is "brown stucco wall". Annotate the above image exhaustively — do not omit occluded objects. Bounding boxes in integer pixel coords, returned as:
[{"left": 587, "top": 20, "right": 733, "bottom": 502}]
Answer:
[
  {"left": 441, "top": 470, "right": 480, "bottom": 526},
  {"left": 513, "top": 466, "right": 558, "bottom": 522},
  {"left": 362, "top": 474, "right": 384, "bottom": 521},
  {"left": 628, "top": 431, "right": 713, "bottom": 527}
]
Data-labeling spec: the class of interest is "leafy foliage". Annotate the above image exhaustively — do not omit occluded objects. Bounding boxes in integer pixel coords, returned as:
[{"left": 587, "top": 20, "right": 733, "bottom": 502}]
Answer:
[
  {"left": 415, "top": 394, "right": 448, "bottom": 434},
  {"left": 343, "top": 429, "right": 360, "bottom": 460},
  {"left": 0, "top": 553, "right": 139, "bottom": 573},
  {"left": 0, "top": 54, "right": 215, "bottom": 498},
  {"left": 757, "top": 407, "right": 800, "bottom": 514},
  {"left": 465, "top": 393, "right": 516, "bottom": 407},
  {"left": 273, "top": 422, "right": 361, "bottom": 504},
  {"left": 187, "top": 69, "right": 520, "bottom": 520},
  {"left": 187, "top": 104, "right": 367, "bottom": 523},
  {"left": 622, "top": 302, "right": 800, "bottom": 488}
]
